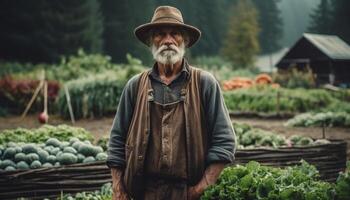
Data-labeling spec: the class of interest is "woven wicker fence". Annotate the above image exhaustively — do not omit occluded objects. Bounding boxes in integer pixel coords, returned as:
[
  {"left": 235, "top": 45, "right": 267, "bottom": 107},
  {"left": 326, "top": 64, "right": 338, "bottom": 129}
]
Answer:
[
  {"left": 0, "top": 140, "right": 347, "bottom": 199},
  {"left": 234, "top": 139, "right": 347, "bottom": 182},
  {"left": 0, "top": 162, "right": 111, "bottom": 199}
]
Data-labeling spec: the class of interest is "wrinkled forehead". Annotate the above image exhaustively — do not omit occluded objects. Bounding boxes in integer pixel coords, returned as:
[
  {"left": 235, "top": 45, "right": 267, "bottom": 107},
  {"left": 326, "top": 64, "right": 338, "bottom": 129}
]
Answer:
[{"left": 152, "top": 25, "right": 182, "bottom": 34}]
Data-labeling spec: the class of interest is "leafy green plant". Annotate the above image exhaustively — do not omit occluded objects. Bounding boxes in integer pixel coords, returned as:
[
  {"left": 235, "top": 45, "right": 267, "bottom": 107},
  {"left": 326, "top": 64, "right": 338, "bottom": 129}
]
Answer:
[
  {"left": 234, "top": 123, "right": 329, "bottom": 149},
  {"left": 0, "top": 125, "right": 93, "bottom": 145},
  {"left": 201, "top": 160, "right": 335, "bottom": 200},
  {"left": 273, "top": 66, "right": 316, "bottom": 89},
  {"left": 58, "top": 71, "right": 127, "bottom": 119},
  {"left": 224, "top": 86, "right": 340, "bottom": 114},
  {"left": 54, "top": 182, "right": 112, "bottom": 200},
  {"left": 8, "top": 49, "right": 122, "bottom": 82},
  {"left": 285, "top": 112, "right": 350, "bottom": 127},
  {"left": 335, "top": 161, "right": 350, "bottom": 200},
  {"left": 0, "top": 137, "right": 106, "bottom": 171}
]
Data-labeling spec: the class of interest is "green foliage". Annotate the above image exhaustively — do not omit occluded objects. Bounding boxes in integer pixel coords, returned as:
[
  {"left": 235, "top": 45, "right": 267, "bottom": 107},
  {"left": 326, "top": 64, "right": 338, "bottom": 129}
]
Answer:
[
  {"left": 193, "top": 56, "right": 259, "bottom": 81},
  {"left": 0, "top": 62, "right": 42, "bottom": 78},
  {"left": 331, "top": 0, "right": 350, "bottom": 44},
  {"left": 96, "top": 137, "right": 109, "bottom": 151},
  {"left": 273, "top": 66, "right": 316, "bottom": 89},
  {"left": 57, "top": 153, "right": 78, "bottom": 165},
  {"left": 78, "top": 144, "right": 103, "bottom": 157},
  {"left": 55, "top": 182, "right": 112, "bottom": 200},
  {"left": 0, "top": 0, "right": 103, "bottom": 63},
  {"left": 308, "top": 0, "right": 333, "bottom": 34},
  {"left": 30, "top": 160, "right": 42, "bottom": 169},
  {"left": 221, "top": 0, "right": 260, "bottom": 69},
  {"left": 0, "top": 137, "right": 107, "bottom": 171},
  {"left": 201, "top": 160, "right": 335, "bottom": 200},
  {"left": 0, "top": 125, "right": 93, "bottom": 145},
  {"left": 286, "top": 112, "right": 350, "bottom": 127},
  {"left": 11, "top": 50, "right": 121, "bottom": 82},
  {"left": 335, "top": 161, "right": 350, "bottom": 200},
  {"left": 193, "top": 56, "right": 233, "bottom": 70},
  {"left": 100, "top": 0, "right": 154, "bottom": 63},
  {"left": 96, "top": 153, "right": 108, "bottom": 161},
  {"left": 224, "top": 87, "right": 335, "bottom": 114},
  {"left": 17, "top": 161, "right": 30, "bottom": 170},
  {"left": 83, "top": 156, "right": 97, "bottom": 164},
  {"left": 252, "top": 0, "right": 283, "bottom": 54},
  {"left": 233, "top": 123, "right": 329, "bottom": 149},
  {"left": 58, "top": 71, "right": 126, "bottom": 119}
]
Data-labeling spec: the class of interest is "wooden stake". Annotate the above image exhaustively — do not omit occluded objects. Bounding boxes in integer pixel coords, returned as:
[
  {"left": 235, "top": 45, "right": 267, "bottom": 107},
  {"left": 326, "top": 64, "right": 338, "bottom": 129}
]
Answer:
[
  {"left": 21, "top": 80, "right": 44, "bottom": 119},
  {"left": 64, "top": 85, "right": 75, "bottom": 124},
  {"left": 44, "top": 81, "right": 48, "bottom": 123},
  {"left": 21, "top": 70, "right": 45, "bottom": 119}
]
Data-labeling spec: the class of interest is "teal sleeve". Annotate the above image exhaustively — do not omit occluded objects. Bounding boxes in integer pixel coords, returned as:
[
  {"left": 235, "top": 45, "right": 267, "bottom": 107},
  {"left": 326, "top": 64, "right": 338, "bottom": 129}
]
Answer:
[
  {"left": 106, "top": 74, "right": 140, "bottom": 169},
  {"left": 200, "top": 71, "right": 236, "bottom": 165}
]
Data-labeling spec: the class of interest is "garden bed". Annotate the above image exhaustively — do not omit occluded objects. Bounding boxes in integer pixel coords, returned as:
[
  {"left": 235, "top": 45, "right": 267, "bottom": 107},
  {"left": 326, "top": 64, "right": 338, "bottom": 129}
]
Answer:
[
  {"left": 0, "top": 161, "right": 110, "bottom": 199},
  {"left": 0, "top": 140, "right": 346, "bottom": 199},
  {"left": 235, "top": 139, "right": 347, "bottom": 182}
]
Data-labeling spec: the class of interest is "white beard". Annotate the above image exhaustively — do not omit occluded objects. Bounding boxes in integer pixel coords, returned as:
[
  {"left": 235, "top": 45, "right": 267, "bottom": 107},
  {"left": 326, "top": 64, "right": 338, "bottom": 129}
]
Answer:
[{"left": 151, "top": 42, "right": 185, "bottom": 65}]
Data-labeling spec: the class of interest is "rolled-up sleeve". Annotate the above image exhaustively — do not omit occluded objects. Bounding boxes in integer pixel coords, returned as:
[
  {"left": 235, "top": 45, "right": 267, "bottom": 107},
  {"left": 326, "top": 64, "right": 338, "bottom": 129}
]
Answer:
[
  {"left": 201, "top": 71, "right": 236, "bottom": 165},
  {"left": 106, "top": 74, "right": 140, "bottom": 169}
]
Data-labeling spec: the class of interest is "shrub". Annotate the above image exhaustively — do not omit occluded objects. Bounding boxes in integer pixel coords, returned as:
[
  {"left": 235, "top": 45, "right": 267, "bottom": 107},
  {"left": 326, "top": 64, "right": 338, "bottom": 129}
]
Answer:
[{"left": 273, "top": 66, "right": 316, "bottom": 88}]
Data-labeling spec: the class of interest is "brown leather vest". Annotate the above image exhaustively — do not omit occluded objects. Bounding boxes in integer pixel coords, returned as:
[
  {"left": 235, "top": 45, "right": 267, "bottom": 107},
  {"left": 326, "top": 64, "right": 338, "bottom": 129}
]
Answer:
[{"left": 123, "top": 66, "right": 207, "bottom": 198}]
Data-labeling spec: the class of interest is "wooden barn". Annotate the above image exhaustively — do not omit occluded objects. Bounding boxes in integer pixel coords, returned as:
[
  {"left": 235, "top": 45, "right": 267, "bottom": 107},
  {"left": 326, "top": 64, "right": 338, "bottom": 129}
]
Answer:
[{"left": 276, "top": 33, "right": 350, "bottom": 87}]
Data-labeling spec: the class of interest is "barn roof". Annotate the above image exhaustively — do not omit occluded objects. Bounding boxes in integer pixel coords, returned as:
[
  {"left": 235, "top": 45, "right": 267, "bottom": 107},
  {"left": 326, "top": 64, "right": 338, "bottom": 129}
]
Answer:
[{"left": 303, "top": 33, "right": 350, "bottom": 60}]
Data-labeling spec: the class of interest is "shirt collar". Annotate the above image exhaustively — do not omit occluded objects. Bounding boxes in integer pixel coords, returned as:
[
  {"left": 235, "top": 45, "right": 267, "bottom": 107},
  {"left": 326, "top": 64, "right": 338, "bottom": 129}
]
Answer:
[{"left": 149, "top": 58, "right": 190, "bottom": 81}]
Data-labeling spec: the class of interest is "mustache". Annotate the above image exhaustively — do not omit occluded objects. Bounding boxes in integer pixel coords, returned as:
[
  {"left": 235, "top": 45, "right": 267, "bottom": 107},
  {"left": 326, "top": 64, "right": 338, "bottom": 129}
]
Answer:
[{"left": 155, "top": 44, "right": 179, "bottom": 55}]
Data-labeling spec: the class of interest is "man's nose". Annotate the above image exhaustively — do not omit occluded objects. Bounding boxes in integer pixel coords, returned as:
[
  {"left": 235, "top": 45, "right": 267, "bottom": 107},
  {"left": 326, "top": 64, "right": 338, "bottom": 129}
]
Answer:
[{"left": 162, "top": 34, "right": 174, "bottom": 46}]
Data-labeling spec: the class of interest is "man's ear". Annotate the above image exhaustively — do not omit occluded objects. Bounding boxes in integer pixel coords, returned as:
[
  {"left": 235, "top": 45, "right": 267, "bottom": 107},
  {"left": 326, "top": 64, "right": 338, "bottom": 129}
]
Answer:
[{"left": 181, "top": 30, "right": 190, "bottom": 47}]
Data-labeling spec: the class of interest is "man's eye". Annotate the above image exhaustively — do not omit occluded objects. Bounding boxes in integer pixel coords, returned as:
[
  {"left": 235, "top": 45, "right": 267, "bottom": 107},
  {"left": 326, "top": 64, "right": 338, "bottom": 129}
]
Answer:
[{"left": 171, "top": 32, "right": 180, "bottom": 36}]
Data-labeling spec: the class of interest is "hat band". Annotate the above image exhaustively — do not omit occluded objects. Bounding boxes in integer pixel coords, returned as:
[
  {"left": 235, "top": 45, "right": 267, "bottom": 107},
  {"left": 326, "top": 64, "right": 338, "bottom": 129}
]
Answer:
[{"left": 153, "top": 16, "right": 183, "bottom": 24}]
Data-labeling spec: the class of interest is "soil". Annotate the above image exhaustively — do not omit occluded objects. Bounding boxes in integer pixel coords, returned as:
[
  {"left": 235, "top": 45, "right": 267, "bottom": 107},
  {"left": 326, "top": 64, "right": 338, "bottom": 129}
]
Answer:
[{"left": 1, "top": 114, "right": 349, "bottom": 157}]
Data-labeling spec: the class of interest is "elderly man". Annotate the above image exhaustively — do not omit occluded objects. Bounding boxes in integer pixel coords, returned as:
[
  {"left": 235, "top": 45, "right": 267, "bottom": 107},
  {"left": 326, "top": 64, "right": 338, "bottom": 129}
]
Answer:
[{"left": 107, "top": 6, "right": 236, "bottom": 200}]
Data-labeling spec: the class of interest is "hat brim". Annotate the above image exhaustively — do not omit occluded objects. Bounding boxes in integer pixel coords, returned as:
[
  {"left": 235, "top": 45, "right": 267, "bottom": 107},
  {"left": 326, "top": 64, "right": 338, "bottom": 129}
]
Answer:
[{"left": 134, "top": 22, "right": 201, "bottom": 48}]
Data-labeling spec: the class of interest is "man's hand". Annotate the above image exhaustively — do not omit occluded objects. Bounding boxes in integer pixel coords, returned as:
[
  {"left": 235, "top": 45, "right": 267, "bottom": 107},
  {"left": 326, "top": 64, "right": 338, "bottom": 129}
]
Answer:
[
  {"left": 187, "top": 163, "right": 226, "bottom": 200},
  {"left": 187, "top": 181, "right": 207, "bottom": 200},
  {"left": 111, "top": 168, "right": 129, "bottom": 200}
]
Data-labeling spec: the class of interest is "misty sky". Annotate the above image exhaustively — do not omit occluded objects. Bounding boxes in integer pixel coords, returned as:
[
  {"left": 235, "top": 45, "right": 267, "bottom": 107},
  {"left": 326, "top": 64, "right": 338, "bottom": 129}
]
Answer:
[{"left": 279, "top": 0, "right": 320, "bottom": 47}]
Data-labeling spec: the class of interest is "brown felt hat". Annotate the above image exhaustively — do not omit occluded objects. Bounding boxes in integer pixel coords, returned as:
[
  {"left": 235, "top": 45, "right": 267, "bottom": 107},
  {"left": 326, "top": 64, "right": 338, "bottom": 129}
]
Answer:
[{"left": 134, "top": 6, "right": 201, "bottom": 48}]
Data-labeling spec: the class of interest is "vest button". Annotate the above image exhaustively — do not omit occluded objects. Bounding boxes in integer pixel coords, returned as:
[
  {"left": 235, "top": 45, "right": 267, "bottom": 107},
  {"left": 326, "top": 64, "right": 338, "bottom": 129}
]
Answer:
[{"left": 138, "top": 155, "right": 143, "bottom": 160}]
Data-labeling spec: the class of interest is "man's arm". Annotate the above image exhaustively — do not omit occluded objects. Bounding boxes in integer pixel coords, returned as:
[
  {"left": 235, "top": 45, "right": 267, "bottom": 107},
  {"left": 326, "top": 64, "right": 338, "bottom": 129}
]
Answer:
[
  {"left": 107, "top": 74, "right": 140, "bottom": 169},
  {"left": 200, "top": 71, "right": 236, "bottom": 165},
  {"left": 107, "top": 74, "right": 140, "bottom": 199},
  {"left": 188, "top": 71, "right": 236, "bottom": 199}
]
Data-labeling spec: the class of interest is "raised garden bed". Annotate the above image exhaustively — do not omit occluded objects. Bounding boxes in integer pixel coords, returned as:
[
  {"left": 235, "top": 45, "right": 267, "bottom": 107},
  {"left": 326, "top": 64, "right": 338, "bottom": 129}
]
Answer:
[{"left": 0, "top": 140, "right": 346, "bottom": 199}]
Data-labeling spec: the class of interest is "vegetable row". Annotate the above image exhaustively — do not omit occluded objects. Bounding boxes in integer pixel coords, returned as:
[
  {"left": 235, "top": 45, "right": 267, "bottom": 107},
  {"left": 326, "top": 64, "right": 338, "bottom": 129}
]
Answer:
[{"left": 0, "top": 137, "right": 107, "bottom": 171}]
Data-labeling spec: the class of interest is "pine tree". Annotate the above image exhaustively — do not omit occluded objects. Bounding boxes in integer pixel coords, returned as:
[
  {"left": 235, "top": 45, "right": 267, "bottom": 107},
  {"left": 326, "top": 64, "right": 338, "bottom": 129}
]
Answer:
[
  {"left": 152, "top": 0, "right": 231, "bottom": 57},
  {"left": 189, "top": 0, "right": 230, "bottom": 56},
  {"left": 252, "top": 0, "right": 283, "bottom": 54},
  {"left": 100, "top": 0, "right": 154, "bottom": 63},
  {"left": 0, "top": 0, "right": 104, "bottom": 63},
  {"left": 331, "top": 0, "right": 350, "bottom": 43},
  {"left": 308, "top": 0, "right": 333, "bottom": 34},
  {"left": 221, "top": 0, "right": 260, "bottom": 69}
]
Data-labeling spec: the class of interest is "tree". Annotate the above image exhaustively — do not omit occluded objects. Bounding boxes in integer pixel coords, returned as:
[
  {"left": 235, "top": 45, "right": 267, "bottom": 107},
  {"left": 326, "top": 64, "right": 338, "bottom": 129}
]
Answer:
[
  {"left": 152, "top": 0, "right": 231, "bottom": 57},
  {"left": 308, "top": 0, "right": 333, "bottom": 34},
  {"left": 0, "top": 0, "right": 103, "bottom": 63},
  {"left": 252, "top": 0, "right": 283, "bottom": 54},
  {"left": 330, "top": 0, "right": 350, "bottom": 43},
  {"left": 100, "top": 0, "right": 154, "bottom": 63},
  {"left": 221, "top": 0, "right": 260, "bottom": 69}
]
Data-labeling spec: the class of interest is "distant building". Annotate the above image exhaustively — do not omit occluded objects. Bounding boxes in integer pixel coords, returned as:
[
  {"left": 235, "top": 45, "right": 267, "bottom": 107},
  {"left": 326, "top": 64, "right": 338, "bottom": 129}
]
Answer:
[{"left": 276, "top": 33, "right": 350, "bottom": 87}]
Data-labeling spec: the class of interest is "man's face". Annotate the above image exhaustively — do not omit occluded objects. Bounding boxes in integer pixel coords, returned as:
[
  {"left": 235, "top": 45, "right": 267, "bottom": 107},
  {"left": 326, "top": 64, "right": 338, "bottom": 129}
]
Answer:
[{"left": 150, "top": 26, "right": 186, "bottom": 65}]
